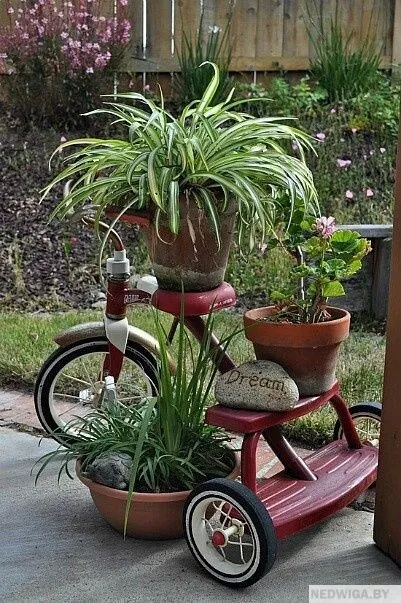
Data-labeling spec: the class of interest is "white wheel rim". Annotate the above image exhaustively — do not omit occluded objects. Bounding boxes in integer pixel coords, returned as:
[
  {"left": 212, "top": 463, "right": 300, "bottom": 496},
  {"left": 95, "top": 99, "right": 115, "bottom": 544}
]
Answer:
[
  {"left": 44, "top": 344, "right": 153, "bottom": 431},
  {"left": 340, "top": 414, "right": 380, "bottom": 447},
  {"left": 186, "top": 490, "right": 262, "bottom": 583}
]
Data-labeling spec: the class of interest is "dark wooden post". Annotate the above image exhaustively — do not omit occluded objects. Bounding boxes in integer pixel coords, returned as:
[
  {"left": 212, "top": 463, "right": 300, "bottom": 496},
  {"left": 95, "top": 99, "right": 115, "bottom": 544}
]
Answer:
[{"left": 373, "top": 99, "right": 401, "bottom": 563}]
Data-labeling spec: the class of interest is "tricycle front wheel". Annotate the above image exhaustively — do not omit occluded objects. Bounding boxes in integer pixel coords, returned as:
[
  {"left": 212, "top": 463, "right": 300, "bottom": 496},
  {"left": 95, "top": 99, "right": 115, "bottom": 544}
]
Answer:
[{"left": 183, "top": 478, "right": 277, "bottom": 588}]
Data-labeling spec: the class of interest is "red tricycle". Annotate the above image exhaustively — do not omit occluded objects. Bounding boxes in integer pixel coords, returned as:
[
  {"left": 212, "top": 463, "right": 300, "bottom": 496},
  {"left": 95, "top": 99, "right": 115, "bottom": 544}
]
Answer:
[{"left": 34, "top": 212, "right": 380, "bottom": 588}]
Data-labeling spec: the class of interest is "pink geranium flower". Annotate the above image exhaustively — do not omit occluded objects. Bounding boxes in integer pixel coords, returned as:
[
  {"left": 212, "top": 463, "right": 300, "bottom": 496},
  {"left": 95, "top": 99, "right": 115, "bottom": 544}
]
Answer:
[
  {"left": 315, "top": 216, "right": 336, "bottom": 238},
  {"left": 366, "top": 188, "right": 374, "bottom": 198},
  {"left": 345, "top": 190, "right": 354, "bottom": 200},
  {"left": 316, "top": 132, "right": 326, "bottom": 141}
]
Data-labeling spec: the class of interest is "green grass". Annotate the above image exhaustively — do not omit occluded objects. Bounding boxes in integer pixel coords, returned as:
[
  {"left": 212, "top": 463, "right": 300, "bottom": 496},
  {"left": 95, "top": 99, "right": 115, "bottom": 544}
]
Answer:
[{"left": 0, "top": 309, "right": 385, "bottom": 446}]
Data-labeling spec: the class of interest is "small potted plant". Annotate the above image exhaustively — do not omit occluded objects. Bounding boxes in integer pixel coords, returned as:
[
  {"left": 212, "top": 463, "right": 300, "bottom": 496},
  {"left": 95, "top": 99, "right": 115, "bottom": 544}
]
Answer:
[
  {"left": 41, "top": 63, "right": 318, "bottom": 292},
  {"left": 34, "top": 310, "right": 239, "bottom": 539},
  {"left": 243, "top": 194, "right": 371, "bottom": 396}
]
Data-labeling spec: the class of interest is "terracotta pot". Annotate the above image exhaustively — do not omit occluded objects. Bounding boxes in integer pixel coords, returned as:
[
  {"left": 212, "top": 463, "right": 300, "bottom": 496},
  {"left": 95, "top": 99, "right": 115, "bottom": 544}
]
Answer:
[
  {"left": 144, "top": 196, "right": 236, "bottom": 292},
  {"left": 76, "top": 451, "right": 240, "bottom": 540},
  {"left": 243, "top": 306, "right": 350, "bottom": 396}
]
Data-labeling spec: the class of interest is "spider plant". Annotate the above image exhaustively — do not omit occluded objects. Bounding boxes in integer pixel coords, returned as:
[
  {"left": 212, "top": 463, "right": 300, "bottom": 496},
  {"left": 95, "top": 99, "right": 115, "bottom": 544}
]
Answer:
[{"left": 42, "top": 63, "right": 318, "bottom": 249}]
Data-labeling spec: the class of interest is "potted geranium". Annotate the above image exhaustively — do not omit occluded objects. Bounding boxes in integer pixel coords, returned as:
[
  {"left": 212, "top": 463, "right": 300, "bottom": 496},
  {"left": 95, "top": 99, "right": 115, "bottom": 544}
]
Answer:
[
  {"left": 243, "top": 194, "right": 371, "bottom": 396},
  {"left": 34, "top": 310, "right": 239, "bottom": 539},
  {"left": 41, "top": 63, "right": 318, "bottom": 292}
]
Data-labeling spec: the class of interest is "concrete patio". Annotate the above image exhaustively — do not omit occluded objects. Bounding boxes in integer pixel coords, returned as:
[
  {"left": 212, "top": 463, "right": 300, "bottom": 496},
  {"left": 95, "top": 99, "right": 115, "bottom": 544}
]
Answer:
[{"left": 1, "top": 426, "right": 399, "bottom": 603}]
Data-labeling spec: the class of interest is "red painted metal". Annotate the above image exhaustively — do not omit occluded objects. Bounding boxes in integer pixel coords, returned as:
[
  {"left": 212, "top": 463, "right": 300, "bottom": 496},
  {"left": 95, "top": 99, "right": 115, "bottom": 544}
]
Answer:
[
  {"left": 263, "top": 426, "right": 317, "bottom": 482},
  {"left": 330, "top": 394, "right": 362, "bottom": 449},
  {"left": 105, "top": 210, "right": 151, "bottom": 228},
  {"left": 205, "top": 382, "right": 339, "bottom": 433},
  {"left": 106, "top": 278, "right": 130, "bottom": 318},
  {"left": 257, "top": 440, "right": 378, "bottom": 539},
  {"left": 104, "top": 342, "right": 125, "bottom": 382},
  {"left": 211, "top": 531, "right": 226, "bottom": 547},
  {"left": 151, "top": 282, "right": 236, "bottom": 316},
  {"left": 184, "top": 316, "right": 236, "bottom": 374},
  {"left": 240, "top": 433, "right": 260, "bottom": 492}
]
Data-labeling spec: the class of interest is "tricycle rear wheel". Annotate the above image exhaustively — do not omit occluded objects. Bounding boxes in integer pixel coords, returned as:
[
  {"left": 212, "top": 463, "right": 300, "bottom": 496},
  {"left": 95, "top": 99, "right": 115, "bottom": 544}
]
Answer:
[{"left": 333, "top": 402, "right": 381, "bottom": 447}]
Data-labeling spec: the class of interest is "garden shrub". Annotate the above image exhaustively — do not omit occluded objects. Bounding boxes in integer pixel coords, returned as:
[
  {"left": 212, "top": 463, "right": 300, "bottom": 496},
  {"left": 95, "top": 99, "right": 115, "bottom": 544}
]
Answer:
[{"left": 0, "top": 0, "right": 131, "bottom": 130}]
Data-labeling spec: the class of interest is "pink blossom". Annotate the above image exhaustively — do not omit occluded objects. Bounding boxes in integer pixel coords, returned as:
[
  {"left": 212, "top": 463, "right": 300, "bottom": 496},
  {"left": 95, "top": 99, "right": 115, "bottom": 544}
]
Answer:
[
  {"left": 315, "top": 216, "right": 336, "bottom": 238},
  {"left": 337, "top": 158, "right": 351, "bottom": 168},
  {"left": 7, "top": 7, "right": 14, "bottom": 14},
  {"left": 120, "top": 0, "right": 128, "bottom": 4},
  {"left": 366, "top": 188, "right": 374, "bottom": 198},
  {"left": 316, "top": 132, "right": 326, "bottom": 141},
  {"left": 345, "top": 190, "right": 354, "bottom": 200},
  {"left": 330, "top": 108, "right": 336, "bottom": 114}
]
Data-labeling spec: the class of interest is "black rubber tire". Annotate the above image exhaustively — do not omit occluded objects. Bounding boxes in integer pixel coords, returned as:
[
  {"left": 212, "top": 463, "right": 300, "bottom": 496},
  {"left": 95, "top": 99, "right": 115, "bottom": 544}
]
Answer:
[
  {"left": 183, "top": 478, "right": 277, "bottom": 588},
  {"left": 333, "top": 402, "right": 382, "bottom": 444},
  {"left": 34, "top": 337, "right": 158, "bottom": 446}
]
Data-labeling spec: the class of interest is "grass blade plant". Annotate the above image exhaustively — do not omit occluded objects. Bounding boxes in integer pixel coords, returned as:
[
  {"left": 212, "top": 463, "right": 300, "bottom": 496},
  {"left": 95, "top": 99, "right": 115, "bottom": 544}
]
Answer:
[
  {"left": 306, "top": 1, "right": 381, "bottom": 102},
  {"left": 173, "top": 3, "right": 234, "bottom": 108}
]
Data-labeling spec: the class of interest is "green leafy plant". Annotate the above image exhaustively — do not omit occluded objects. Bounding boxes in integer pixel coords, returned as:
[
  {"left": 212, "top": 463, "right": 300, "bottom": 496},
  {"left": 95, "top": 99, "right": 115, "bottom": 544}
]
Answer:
[
  {"left": 34, "top": 308, "right": 238, "bottom": 511},
  {"left": 42, "top": 63, "right": 318, "bottom": 252},
  {"left": 267, "top": 195, "right": 371, "bottom": 323},
  {"left": 173, "top": 2, "right": 234, "bottom": 108},
  {"left": 306, "top": 2, "right": 381, "bottom": 102}
]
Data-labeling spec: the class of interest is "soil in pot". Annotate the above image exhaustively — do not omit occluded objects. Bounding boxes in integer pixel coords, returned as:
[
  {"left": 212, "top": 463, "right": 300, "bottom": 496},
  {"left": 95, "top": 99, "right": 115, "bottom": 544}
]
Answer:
[
  {"left": 76, "top": 451, "right": 240, "bottom": 540},
  {"left": 243, "top": 306, "right": 350, "bottom": 396}
]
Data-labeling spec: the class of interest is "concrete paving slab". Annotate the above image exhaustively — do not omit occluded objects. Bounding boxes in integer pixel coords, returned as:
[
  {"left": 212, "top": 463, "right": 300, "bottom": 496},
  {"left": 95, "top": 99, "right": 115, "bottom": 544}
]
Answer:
[{"left": 0, "top": 427, "right": 400, "bottom": 602}]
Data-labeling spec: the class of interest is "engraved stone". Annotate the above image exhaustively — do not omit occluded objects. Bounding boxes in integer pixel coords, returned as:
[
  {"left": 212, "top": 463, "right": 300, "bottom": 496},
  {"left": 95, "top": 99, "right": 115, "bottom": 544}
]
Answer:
[{"left": 215, "top": 360, "right": 299, "bottom": 411}]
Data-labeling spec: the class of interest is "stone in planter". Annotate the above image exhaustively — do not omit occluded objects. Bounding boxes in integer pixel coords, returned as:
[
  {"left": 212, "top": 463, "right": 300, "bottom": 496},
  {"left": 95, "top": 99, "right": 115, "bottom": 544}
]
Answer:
[
  {"left": 83, "top": 452, "right": 132, "bottom": 490},
  {"left": 215, "top": 360, "right": 299, "bottom": 411}
]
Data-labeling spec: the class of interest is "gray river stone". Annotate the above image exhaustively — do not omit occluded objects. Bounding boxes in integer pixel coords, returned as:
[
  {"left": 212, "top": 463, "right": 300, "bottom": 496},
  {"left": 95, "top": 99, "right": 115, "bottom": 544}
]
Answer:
[
  {"left": 215, "top": 360, "right": 299, "bottom": 411},
  {"left": 83, "top": 452, "right": 133, "bottom": 490}
]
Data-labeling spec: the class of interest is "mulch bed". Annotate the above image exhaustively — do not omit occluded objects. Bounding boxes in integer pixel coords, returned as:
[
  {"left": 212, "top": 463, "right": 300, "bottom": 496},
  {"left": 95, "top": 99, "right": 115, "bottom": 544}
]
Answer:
[{"left": 0, "top": 118, "right": 141, "bottom": 312}]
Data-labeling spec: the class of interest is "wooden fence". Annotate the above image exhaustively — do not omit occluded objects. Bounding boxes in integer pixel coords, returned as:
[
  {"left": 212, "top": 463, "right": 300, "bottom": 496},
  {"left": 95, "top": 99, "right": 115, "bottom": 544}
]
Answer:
[
  {"left": 1, "top": 0, "right": 401, "bottom": 80},
  {"left": 126, "top": 0, "right": 397, "bottom": 76}
]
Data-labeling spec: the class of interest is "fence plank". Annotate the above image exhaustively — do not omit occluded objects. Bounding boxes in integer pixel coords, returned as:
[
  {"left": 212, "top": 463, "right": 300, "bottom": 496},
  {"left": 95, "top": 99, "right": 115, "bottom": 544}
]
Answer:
[
  {"left": 173, "top": 0, "right": 201, "bottom": 59},
  {"left": 256, "top": 0, "right": 284, "bottom": 58},
  {"left": 130, "top": 0, "right": 145, "bottom": 59},
  {"left": 146, "top": 0, "right": 173, "bottom": 63},
  {"left": 393, "top": 0, "right": 401, "bottom": 65},
  {"left": 283, "top": 0, "right": 309, "bottom": 58},
  {"left": 230, "top": 0, "right": 258, "bottom": 61}
]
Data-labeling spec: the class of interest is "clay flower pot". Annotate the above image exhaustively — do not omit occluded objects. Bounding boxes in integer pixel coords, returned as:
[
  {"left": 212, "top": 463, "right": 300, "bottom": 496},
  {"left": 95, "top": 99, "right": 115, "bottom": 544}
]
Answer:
[
  {"left": 243, "top": 306, "right": 350, "bottom": 396},
  {"left": 76, "top": 451, "right": 240, "bottom": 540}
]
